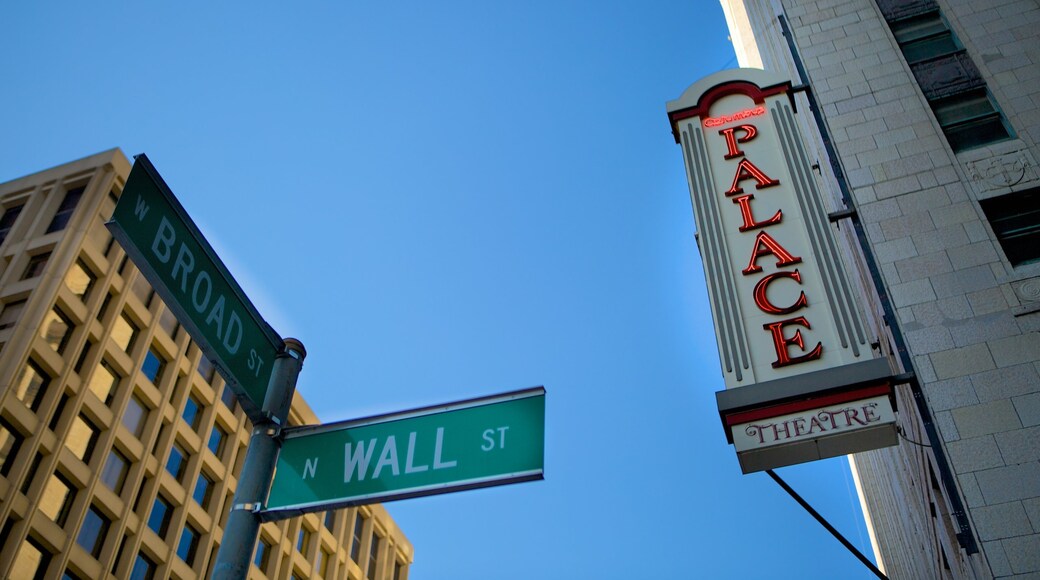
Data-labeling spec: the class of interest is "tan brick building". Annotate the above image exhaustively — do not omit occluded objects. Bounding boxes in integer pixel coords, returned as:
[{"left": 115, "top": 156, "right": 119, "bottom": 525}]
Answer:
[
  {"left": 717, "top": 0, "right": 1040, "bottom": 577},
  {"left": 0, "top": 149, "right": 413, "bottom": 579}
]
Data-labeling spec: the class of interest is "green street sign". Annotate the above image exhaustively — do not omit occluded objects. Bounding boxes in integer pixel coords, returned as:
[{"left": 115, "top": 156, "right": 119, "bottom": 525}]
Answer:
[
  {"left": 106, "top": 155, "right": 282, "bottom": 421},
  {"left": 262, "top": 387, "right": 545, "bottom": 520}
]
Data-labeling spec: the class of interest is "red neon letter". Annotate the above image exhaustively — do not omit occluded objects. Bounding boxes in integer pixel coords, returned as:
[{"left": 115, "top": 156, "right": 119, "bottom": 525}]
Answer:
[
  {"left": 718, "top": 124, "right": 758, "bottom": 159},
  {"left": 742, "top": 231, "right": 802, "bottom": 275},
  {"left": 753, "top": 269, "right": 808, "bottom": 315},
  {"left": 726, "top": 158, "right": 780, "bottom": 196},
  {"left": 764, "top": 316, "right": 823, "bottom": 368},
  {"left": 732, "top": 194, "right": 782, "bottom": 232}
]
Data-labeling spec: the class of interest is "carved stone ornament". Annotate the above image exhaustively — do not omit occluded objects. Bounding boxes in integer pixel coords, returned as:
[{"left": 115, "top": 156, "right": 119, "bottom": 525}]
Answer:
[
  {"left": 967, "top": 152, "right": 1038, "bottom": 193},
  {"left": 911, "top": 52, "right": 985, "bottom": 100}
]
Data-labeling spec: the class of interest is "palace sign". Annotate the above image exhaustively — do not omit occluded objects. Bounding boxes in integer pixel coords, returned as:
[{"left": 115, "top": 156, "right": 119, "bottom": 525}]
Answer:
[{"left": 667, "top": 69, "right": 897, "bottom": 473}]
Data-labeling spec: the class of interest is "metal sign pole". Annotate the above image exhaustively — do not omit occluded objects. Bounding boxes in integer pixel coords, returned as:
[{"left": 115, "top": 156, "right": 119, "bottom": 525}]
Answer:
[{"left": 212, "top": 338, "right": 306, "bottom": 579}]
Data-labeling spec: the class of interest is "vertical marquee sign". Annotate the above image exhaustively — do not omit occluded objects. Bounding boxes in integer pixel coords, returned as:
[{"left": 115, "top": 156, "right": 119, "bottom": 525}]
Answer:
[{"left": 667, "top": 69, "right": 898, "bottom": 473}]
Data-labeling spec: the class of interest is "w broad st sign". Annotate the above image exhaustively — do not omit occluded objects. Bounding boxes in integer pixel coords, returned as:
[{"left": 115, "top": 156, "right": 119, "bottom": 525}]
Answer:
[
  {"left": 107, "top": 155, "right": 282, "bottom": 421},
  {"left": 666, "top": 69, "right": 897, "bottom": 473},
  {"left": 262, "top": 387, "right": 545, "bottom": 520}
]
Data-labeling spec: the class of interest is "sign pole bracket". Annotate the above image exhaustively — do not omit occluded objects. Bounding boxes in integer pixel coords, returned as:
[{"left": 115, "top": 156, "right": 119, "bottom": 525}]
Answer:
[{"left": 212, "top": 338, "right": 307, "bottom": 580}]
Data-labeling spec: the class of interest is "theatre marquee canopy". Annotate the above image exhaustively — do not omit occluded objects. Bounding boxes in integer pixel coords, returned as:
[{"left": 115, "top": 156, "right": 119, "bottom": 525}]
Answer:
[{"left": 666, "top": 69, "right": 897, "bottom": 473}]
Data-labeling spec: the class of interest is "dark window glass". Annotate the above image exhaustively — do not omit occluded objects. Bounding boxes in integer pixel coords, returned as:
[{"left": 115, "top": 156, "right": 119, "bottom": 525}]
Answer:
[
  {"left": 41, "top": 306, "right": 74, "bottom": 354},
  {"left": 21, "top": 454, "right": 43, "bottom": 494},
  {"left": 65, "top": 414, "right": 100, "bottom": 463},
  {"left": 351, "top": 515, "right": 364, "bottom": 563},
  {"left": 166, "top": 442, "right": 188, "bottom": 481},
  {"left": 890, "top": 11, "right": 959, "bottom": 63},
  {"left": 130, "top": 552, "right": 156, "bottom": 580},
  {"left": 177, "top": 524, "right": 201, "bottom": 565},
  {"left": 296, "top": 527, "right": 310, "bottom": 554},
  {"left": 220, "top": 384, "right": 237, "bottom": 410},
  {"left": 192, "top": 472, "right": 214, "bottom": 509},
  {"left": 23, "top": 252, "right": 51, "bottom": 280},
  {"left": 931, "top": 89, "right": 1011, "bottom": 151},
  {"left": 980, "top": 188, "right": 1040, "bottom": 266},
  {"left": 368, "top": 534, "right": 380, "bottom": 579},
  {"left": 208, "top": 424, "right": 227, "bottom": 457},
  {"left": 182, "top": 395, "right": 202, "bottom": 430},
  {"left": 0, "top": 204, "right": 24, "bottom": 246},
  {"left": 394, "top": 559, "right": 404, "bottom": 580},
  {"left": 15, "top": 360, "right": 50, "bottom": 411},
  {"left": 141, "top": 347, "right": 166, "bottom": 384},
  {"left": 254, "top": 538, "right": 272, "bottom": 571},
  {"left": 324, "top": 510, "right": 336, "bottom": 531},
  {"left": 0, "top": 299, "right": 26, "bottom": 330},
  {"left": 101, "top": 448, "right": 130, "bottom": 493},
  {"left": 76, "top": 505, "right": 110, "bottom": 557},
  {"left": 0, "top": 418, "right": 25, "bottom": 476},
  {"left": 74, "top": 339, "right": 94, "bottom": 374},
  {"left": 123, "top": 396, "right": 149, "bottom": 438},
  {"left": 40, "top": 473, "right": 76, "bottom": 526},
  {"left": 147, "top": 495, "right": 173, "bottom": 537},
  {"left": 65, "top": 260, "right": 97, "bottom": 301},
  {"left": 47, "top": 186, "right": 85, "bottom": 233}
]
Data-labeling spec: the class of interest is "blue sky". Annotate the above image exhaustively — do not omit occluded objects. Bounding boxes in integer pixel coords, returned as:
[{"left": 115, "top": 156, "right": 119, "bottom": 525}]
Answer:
[{"left": 1, "top": 2, "right": 880, "bottom": 578}]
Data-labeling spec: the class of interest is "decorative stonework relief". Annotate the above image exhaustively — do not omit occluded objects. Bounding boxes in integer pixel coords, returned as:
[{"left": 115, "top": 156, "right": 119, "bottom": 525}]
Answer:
[{"left": 966, "top": 149, "right": 1039, "bottom": 198}]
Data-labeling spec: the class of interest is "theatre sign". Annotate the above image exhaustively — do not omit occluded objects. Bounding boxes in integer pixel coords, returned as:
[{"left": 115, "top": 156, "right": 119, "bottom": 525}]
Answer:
[{"left": 666, "top": 69, "right": 897, "bottom": 473}]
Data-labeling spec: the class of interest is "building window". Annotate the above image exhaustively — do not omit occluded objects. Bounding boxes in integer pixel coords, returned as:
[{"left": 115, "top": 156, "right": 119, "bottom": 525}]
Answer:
[
  {"left": 65, "top": 259, "right": 97, "bottom": 302},
  {"left": 76, "top": 505, "right": 110, "bottom": 558},
  {"left": 885, "top": 7, "right": 1011, "bottom": 151},
  {"left": 65, "top": 414, "right": 101, "bottom": 463},
  {"left": 39, "top": 472, "right": 76, "bottom": 526},
  {"left": 166, "top": 441, "right": 189, "bottom": 481},
  {"left": 101, "top": 448, "right": 130, "bottom": 493},
  {"left": 15, "top": 360, "right": 50, "bottom": 411},
  {"left": 254, "top": 537, "right": 273, "bottom": 572},
  {"left": 192, "top": 471, "right": 214, "bottom": 509},
  {"left": 0, "top": 418, "right": 25, "bottom": 476},
  {"left": 980, "top": 187, "right": 1040, "bottom": 266},
  {"left": 207, "top": 423, "right": 227, "bottom": 457},
  {"left": 0, "top": 203, "right": 24, "bottom": 246},
  {"left": 130, "top": 552, "right": 156, "bottom": 580},
  {"left": 111, "top": 313, "right": 138, "bottom": 353},
  {"left": 89, "top": 360, "right": 120, "bottom": 405},
  {"left": 40, "top": 306, "right": 74, "bottom": 354},
  {"left": 130, "top": 275, "right": 154, "bottom": 308},
  {"left": 368, "top": 534, "right": 380, "bottom": 579},
  {"left": 394, "top": 559, "right": 404, "bottom": 580},
  {"left": 296, "top": 527, "right": 311, "bottom": 554},
  {"left": 123, "top": 395, "right": 149, "bottom": 438},
  {"left": 182, "top": 394, "right": 203, "bottom": 430},
  {"left": 47, "top": 186, "right": 85, "bottom": 233},
  {"left": 0, "top": 299, "right": 26, "bottom": 330},
  {"left": 351, "top": 514, "right": 365, "bottom": 564},
  {"left": 318, "top": 547, "right": 333, "bottom": 578},
  {"left": 197, "top": 356, "right": 216, "bottom": 383},
  {"left": 147, "top": 495, "right": 173, "bottom": 538},
  {"left": 220, "top": 384, "right": 237, "bottom": 411},
  {"left": 23, "top": 252, "right": 51, "bottom": 280},
  {"left": 158, "top": 306, "right": 179, "bottom": 339},
  {"left": 177, "top": 524, "right": 201, "bottom": 565},
  {"left": 12, "top": 537, "right": 51, "bottom": 580},
  {"left": 324, "top": 510, "right": 336, "bottom": 532},
  {"left": 141, "top": 347, "right": 166, "bottom": 384},
  {"left": 931, "top": 89, "right": 1011, "bottom": 151}
]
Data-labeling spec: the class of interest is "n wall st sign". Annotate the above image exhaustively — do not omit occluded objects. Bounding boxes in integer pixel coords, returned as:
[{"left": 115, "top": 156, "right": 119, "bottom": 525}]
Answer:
[{"left": 667, "top": 69, "right": 897, "bottom": 473}]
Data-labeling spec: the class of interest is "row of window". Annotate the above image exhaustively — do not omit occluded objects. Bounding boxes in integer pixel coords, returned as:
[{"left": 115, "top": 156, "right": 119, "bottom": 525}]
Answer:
[
  {"left": 884, "top": 5, "right": 1012, "bottom": 152},
  {"left": 0, "top": 184, "right": 84, "bottom": 250}
]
